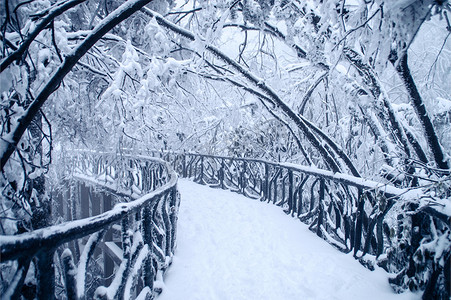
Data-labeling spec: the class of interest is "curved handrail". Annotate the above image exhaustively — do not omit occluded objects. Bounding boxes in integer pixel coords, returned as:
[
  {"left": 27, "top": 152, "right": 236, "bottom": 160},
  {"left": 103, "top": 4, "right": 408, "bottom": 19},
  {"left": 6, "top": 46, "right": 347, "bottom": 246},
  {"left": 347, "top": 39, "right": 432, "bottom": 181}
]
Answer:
[
  {"left": 173, "top": 152, "right": 407, "bottom": 196},
  {"left": 0, "top": 151, "right": 180, "bottom": 299},
  {"left": 0, "top": 173, "right": 177, "bottom": 261},
  {"left": 160, "top": 151, "right": 450, "bottom": 298}
]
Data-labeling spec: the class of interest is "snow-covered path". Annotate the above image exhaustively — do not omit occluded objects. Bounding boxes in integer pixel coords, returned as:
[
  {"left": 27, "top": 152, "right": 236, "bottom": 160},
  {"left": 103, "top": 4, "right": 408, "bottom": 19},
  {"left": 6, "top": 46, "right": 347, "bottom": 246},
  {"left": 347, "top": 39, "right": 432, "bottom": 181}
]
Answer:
[{"left": 158, "top": 180, "right": 419, "bottom": 300}]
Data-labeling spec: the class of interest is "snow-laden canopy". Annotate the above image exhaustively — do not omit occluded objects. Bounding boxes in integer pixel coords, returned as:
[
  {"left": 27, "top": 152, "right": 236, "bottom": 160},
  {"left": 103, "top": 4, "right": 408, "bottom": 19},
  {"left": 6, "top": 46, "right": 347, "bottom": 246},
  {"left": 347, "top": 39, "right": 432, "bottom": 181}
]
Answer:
[{"left": 0, "top": 0, "right": 450, "bottom": 298}]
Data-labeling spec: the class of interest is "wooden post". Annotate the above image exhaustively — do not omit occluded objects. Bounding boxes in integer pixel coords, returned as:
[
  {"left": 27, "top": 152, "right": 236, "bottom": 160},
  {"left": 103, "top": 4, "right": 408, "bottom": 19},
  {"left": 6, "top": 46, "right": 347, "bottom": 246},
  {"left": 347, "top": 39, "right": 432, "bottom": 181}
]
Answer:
[
  {"left": 36, "top": 249, "right": 55, "bottom": 299},
  {"left": 142, "top": 205, "right": 154, "bottom": 290},
  {"left": 316, "top": 178, "right": 325, "bottom": 238},
  {"left": 3, "top": 257, "right": 31, "bottom": 299},
  {"left": 162, "top": 194, "right": 172, "bottom": 257},
  {"left": 264, "top": 163, "right": 270, "bottom": 202},
  {"left": 376, "top": 215, "right": 384, "bottom": 257},
  {"left": 187, "top": 155, "right": 192, "bottom": 178},
  {"left": 297, "top": 187, "right": 303, "bottom": 217},
  {"left": 169, "top": 187, "right": 179, "bottom": 253},
  {"left": 219, "top": 159, "right": 225, "bottom": 189},
  {"left": 198, "top": 156, "right": 205, "bottom": 184},
  {"left": 121, "top": 217, "right": 131, "bottom": 261},
  {"left": 309, "top": 179, "right": 318, "bottom": 212},
  {"left": 182, "top": 154, "right": 187, "bottom": 178},
  {"left": 273, "top": 168, "right": 278, "bottom": 205},
  {"left": 354, "top": 189, "right": 365, "bottom": 256},
  {"left": 288, "top": 170, "right": 294, "bottom": 215},
  {"left": 192, "top": 156, "right": 198, "bottom": 181},
  {"left": 241, "top": 161, "right": 247, "bottom": 194},
  {"left": 150, "top": 165, "right": 155, "bottom": 190},
  {"left": 281, "top": 173, "right": 286, "bottom": 206},
  {"left": 61, "top": 249, "right": 77, "bottom": 300}
]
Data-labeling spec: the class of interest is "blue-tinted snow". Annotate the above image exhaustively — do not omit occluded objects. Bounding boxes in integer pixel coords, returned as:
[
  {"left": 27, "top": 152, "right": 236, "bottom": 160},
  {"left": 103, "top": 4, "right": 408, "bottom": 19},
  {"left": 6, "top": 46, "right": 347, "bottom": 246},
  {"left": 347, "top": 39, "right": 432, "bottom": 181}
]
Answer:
[{"left": 158, "top": 179, "right": 420, "bottom": 300}]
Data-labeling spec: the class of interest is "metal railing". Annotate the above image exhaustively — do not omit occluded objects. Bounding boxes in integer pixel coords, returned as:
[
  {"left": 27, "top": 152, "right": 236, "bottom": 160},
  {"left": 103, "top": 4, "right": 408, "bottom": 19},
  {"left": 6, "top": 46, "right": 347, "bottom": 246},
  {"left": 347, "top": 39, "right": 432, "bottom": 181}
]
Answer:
[{"left": 0, "top": 151, "right": 180, "bottom": 299}]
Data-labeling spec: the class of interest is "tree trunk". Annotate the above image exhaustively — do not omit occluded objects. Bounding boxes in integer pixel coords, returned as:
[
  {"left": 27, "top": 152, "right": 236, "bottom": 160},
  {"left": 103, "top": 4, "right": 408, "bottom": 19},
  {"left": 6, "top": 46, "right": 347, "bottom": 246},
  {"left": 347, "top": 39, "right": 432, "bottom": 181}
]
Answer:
[{"left": 394, "top": 53, "right": 449, "bottom": 170}]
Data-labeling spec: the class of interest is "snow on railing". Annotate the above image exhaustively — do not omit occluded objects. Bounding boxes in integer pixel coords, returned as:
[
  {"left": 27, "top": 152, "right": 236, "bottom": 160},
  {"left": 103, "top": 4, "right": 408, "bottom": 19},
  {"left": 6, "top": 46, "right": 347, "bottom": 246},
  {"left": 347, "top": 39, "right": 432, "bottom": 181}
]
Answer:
[
  {"left": 157, "top": 151, "right": 450, "bottom": 299},
  {"left": 0, "top": 151, "right": 180, "bottom": 300}
]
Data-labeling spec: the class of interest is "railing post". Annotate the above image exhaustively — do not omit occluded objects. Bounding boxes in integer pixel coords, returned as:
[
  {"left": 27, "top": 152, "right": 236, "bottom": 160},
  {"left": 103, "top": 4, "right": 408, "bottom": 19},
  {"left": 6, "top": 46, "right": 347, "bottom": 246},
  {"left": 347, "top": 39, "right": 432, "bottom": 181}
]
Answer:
[
  {"left": 142, "top": 205, "right": 154, "bottom": 290},
  {"left": 316, "top": 178, "right": 325, "bottom": 238},
  {"left": 3, "top": 257, "right": 31, "bottom": 299},
  {"left": 376, "top": 212, "right": 384, "bottom": 257},
  {"left": 264, "top": 163, "right": 270, "bottom": 202},
  {"left": 182, "top": 153, "right": 187, "bottom": 178},
  {"left": 241, "top": 161, "right": 247, "bottom": 194},
  {"left": 281, "top": 172, "right": 286, "bottom": 205},
  {"left": 121, "top": 216, "right": 131, "bottom": 260},
  {"left": 162, "top": 194, "right": 172, "bottom": 257},
  {"left": 61, "top": 249, "right": 77, "bottom": 300},
  {"left": 200, "top": 156, "right": 204, "bottom": 184},
  {"left": 1, "top": 152, "right": 181, "bottom": 300},
  {"left": 152, "top": 200, "right": 166, "bottom": 268},
  {"left": 187, "top": 155, "right": 192, "bottom": 178},
  {"left": 197, "top": 156, "right": 205, "bottom": 184},
  {"left": 273, "top": 168, "right": 278, "bottom": 204},
  {"left": 151, "top": 165, "right": 156, "bottom": 190},
  {"left": 296, "top": 187, "right": 302, "bottom": 217},
  {"left": 31, "top": 175, "right": 55, "bottom": 300},
  {"left": 219, "top": 158, "right": 225, "bottom": 189},
  {"left": 288, "top": 169, "right": 294, "bottom": 215},
  {"left": 192, "top": 156, "right": 198, "bottom": 181},
  {"left": 354, "top": 189, "right": 365, "bottom": 256},
  {"left": 169, "top": 187, "right": 179, "bottom": 253},
  {"left": 36, "top": 249, "right": 55, "bottom": 299}
]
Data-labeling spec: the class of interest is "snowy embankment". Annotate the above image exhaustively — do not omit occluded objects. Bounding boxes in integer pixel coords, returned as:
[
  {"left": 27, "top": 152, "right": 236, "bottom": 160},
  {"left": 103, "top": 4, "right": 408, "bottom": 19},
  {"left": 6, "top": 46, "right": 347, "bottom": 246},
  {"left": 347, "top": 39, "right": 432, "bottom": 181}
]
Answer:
[{"left": 159, "top": 179, "right": 419, "bottom": 300}]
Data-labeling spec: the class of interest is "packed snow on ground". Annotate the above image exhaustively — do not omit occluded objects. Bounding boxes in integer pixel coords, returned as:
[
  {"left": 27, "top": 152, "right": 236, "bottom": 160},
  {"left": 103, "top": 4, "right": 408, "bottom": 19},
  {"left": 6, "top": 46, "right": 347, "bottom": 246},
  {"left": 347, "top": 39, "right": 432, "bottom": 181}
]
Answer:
[{"left": 158, "top": 179, "right": 420, "bottom": 300}]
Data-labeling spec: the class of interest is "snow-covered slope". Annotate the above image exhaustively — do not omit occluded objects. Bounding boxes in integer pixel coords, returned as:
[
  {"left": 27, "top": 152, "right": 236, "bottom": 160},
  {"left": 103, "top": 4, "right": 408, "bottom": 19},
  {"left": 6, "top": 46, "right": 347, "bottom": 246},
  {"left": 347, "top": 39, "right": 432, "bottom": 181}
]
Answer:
[{"left": 159, "top": 179, "right": 419, "bottom": 300}]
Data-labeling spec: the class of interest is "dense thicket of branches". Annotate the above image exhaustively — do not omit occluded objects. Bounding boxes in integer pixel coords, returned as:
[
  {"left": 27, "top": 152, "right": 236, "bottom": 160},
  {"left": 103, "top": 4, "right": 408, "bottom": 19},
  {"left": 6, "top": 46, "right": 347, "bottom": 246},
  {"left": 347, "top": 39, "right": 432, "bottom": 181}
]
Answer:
[{"left": 1, "top": 0, "right": 450, "bottom": 298}]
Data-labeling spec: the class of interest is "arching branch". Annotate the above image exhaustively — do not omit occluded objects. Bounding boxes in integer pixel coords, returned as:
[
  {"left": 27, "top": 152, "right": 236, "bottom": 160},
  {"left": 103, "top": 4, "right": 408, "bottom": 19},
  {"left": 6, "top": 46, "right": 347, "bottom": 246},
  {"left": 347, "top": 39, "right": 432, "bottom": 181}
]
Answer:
[
  {"left": 393, "top": 52, "right": 449, "bottom": 170},
  {"left": 0, "top": 0, "right": 88, "bottom": 72},
  {"left": 142, "top": 8, "right": 360, "bottom": 174},
  {"left": 299, "top": 72, "right": 328, "bottom": 115},
  {"left": 0, "top": 0, "right": 155, "bottom": 170}
]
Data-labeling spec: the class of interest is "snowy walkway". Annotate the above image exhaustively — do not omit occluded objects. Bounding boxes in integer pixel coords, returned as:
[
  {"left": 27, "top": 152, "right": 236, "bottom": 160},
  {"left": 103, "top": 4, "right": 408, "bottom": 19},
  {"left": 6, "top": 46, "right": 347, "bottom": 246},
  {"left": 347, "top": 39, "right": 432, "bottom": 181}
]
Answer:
[{"left": 158, "top": 180, "right": 419, "bottom": 300}]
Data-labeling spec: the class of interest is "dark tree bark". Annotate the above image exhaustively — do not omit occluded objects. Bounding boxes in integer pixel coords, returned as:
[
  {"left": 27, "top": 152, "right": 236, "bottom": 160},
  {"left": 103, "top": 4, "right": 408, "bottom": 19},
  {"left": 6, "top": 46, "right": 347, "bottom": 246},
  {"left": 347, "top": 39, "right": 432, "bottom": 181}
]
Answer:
[
  {"left": 142, "top": 8, "right": 365, "bottom": 175},
  {"left": 0, "top": 0, "right": 88, "bottom": 72},
  {"left": 393, "top": 53, "right": 449, "bottom": 170},
  {"left": 61, "top": 250, "right": 78, "bottom": 300},
  {"left": 0, "top": 0, "right": 155, "bottom": 171}
]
